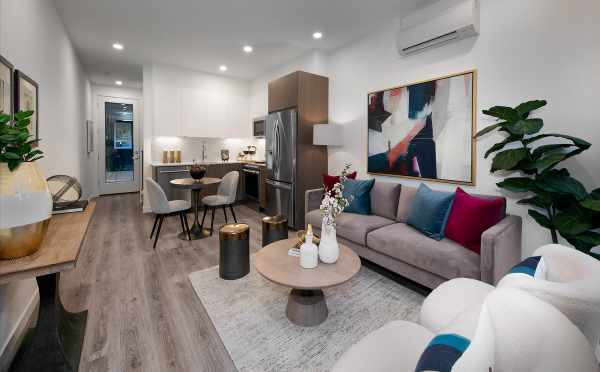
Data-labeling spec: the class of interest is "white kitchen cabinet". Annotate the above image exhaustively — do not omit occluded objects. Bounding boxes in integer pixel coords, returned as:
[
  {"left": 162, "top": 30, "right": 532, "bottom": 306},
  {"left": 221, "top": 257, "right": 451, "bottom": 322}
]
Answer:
[{"left": 153, "top": 82, "right": 181, "bottom": 137}]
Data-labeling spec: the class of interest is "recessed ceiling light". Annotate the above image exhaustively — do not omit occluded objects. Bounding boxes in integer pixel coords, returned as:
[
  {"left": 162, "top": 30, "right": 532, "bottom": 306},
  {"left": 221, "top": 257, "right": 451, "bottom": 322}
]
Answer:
[
  {"left": 243, "top": 45, "right": 253, "bottom": 53},
  {"left": 219, "top": 65, "right": 228, "bottom": 72},
  {"left": 312, "top": 31, "right": 323, "bottom": 39},
  {"left": 115, "top": 80, "right": 123, "bottom": 86},
  {"left": 112, "top": 43, "right": 124, "bottom": 50}
]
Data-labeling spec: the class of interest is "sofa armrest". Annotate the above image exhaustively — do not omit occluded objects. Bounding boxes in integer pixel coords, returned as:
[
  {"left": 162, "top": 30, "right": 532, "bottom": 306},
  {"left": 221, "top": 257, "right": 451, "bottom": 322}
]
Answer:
[
  {"left": 480, "top": 215, "right": 522, "bottom": 285},
  {"left": 305, "top": 188, "right": 324, "bottom": 215}
]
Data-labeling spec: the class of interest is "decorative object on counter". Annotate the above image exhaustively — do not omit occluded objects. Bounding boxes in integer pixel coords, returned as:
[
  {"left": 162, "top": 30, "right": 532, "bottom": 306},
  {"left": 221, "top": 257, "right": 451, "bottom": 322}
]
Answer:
[
  {"left": 14, "top": 70, "right": 39, "bottom": 142},
  {"left": 237, "top": 152, "right": 245, "bottom": 161},
  {"left": 175, "top": 149, "right": 181, "bottom": 163},
  {"left": 168, "top": 149, "right": 175, "bottom": 163},
  {"left": 46, "top": 174, "right": 88, "bottom": 214},
  {"left": 219, "top": 223, "right": 250, "bottom": 280},
  {"left": 477, "top": 99, "right": 599, "bottom": 258},
  {"left": 162, "top": 150, "right": 169, "bottom": 163},
  {"left": 300, "top": 224, "right": 319, "bottom": 269},
  {"left": 189, "top": 162, "right": 207, "bottom": 180},
  {"left": 221, "top": 149, "right": 230, "bottom": 161},
  {"left": 262, "top": 215, "right": 288, "bottom": 247},
  {"left": 0, "top": 54, "right": 14, "bottom": 117},
  {"left": 0, "top": 110, "right": 52, "bottom": 259},
  {"left": 367, "top": 70, "right": 476, "bottom": 185},
  {"left": 319, "top": 163, "right": 353, "bottom": 264}
]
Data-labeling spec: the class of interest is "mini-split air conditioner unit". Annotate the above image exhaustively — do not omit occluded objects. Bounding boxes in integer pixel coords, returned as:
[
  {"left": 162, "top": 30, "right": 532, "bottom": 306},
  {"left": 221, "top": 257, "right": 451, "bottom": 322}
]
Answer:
[{"left": 397, "top": 0, "right": 480, "bottom": 56}]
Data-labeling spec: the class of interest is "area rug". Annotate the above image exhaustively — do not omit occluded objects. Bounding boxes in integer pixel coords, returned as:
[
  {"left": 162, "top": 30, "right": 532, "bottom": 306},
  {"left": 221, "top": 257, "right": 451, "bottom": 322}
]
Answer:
[{"left": 189, "top": 259, "right": 424, "bottom": 372}]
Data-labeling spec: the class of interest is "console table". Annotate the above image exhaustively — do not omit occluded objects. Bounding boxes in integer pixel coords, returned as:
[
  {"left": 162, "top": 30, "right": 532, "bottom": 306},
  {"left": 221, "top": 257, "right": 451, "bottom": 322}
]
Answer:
[{"left": 1, "top": 201, "right": 96, "bottom": 372}]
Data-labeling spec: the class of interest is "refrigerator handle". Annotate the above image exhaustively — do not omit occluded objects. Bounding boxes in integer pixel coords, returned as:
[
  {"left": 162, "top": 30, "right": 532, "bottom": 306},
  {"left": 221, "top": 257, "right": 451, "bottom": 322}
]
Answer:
[{"left": 265, "top": 179, "right": 292, "bottom": 189}]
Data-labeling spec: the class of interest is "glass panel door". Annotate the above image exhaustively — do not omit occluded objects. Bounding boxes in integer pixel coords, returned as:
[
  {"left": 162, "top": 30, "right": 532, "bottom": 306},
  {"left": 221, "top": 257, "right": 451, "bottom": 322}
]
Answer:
[{"left": 99, "top": 97, "right": 141, "bottom": 194}]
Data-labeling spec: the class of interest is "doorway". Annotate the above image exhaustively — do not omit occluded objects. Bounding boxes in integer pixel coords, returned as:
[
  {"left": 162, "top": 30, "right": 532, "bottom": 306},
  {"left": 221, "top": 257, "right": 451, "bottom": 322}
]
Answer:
[{"left": 98, "top": 97, "right": 141, "bottom": 194}]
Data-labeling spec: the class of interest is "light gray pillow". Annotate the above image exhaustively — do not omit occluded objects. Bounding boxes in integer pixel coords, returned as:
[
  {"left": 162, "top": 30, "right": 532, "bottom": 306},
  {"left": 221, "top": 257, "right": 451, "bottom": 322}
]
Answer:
[
  {"left": 396, "top": 185, "right": 418, "bottom": 222},
  {"left": 369, "top": 181, "right": 401, "bottom": 220}
]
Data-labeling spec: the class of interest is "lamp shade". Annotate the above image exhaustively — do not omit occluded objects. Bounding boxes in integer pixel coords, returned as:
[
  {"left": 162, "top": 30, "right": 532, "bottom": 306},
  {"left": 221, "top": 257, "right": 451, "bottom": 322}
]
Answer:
[{"left": 313, "top": 124, "right": 342, "bottom": 146}]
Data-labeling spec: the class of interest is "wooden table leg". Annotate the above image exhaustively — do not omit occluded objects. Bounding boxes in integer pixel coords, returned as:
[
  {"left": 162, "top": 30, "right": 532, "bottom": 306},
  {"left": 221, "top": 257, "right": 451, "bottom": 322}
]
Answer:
[
  {"left": 10, "top": 272, "right": 87, "bottom": 372},
  {"left": 285, "top": 289, "right": 328, "bottom": 327}
]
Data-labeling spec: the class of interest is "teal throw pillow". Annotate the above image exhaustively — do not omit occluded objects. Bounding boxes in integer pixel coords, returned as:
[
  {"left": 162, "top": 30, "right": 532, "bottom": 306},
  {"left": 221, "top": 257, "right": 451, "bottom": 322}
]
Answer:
[
  {"left": 407, "top": 184, "right": 455, "bottom": 240},
  {"left": 342, "top": 179, "right": 375, "bottom": 215}
]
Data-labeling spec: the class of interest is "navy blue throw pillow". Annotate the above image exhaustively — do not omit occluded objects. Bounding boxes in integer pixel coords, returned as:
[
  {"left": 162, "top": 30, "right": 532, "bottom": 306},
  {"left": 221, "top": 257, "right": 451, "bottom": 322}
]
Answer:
[
  {"left": 342, "top": 179, "right": 375, "bottom": 215},
  {"left": 407, "top": 184, "right": 455, "bottom": 240},
  {"left": 415, "top": 333, "right": 471, "bottom": 372}
]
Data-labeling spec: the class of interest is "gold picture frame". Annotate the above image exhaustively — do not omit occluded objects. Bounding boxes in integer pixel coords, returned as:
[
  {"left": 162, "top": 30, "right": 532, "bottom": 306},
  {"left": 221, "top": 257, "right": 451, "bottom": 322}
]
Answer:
[{"left": 366, "top": 69, "right": 477, "bottom": 186}]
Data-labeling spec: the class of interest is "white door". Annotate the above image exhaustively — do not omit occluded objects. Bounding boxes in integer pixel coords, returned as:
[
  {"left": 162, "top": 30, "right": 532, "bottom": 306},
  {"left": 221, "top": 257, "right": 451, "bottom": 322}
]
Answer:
[{"left": 98, "top": 96, "right": 141, "bottom": 194}]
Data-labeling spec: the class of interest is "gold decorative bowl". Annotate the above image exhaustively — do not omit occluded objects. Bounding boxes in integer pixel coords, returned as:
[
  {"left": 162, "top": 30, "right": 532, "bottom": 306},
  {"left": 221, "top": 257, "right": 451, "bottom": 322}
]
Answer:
[{"left": 295, "top": 230, "right": 320, "bottom": 248}]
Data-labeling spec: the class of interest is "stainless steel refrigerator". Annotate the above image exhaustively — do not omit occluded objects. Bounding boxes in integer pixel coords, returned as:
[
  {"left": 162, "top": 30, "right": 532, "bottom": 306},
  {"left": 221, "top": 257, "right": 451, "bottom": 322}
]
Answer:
[{"left": 265, "top": 109, "right": 297, "bottom": 228}]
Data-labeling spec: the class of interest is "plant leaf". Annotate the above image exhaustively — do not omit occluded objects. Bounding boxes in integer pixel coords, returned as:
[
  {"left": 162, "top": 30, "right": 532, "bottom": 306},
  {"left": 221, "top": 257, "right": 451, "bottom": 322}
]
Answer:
[
  {"left": 497, "top": 177, "right": 534, "bottom": 192},
  {"left": 536, "top": 169, "right": 588, "bottom": 201},
  {"left": 13, "top": 111, "right": 33, "bottom": 121},
  {"left": 591, "top": 188, "right": 600, "bottom": 199},
  {"left": 515, "top": 100, "right": 547, "bottom": 118},
  {"left": 475, "top": 123, "right": 502, "bottom": 137},
  {"left": 505, "top": 118, "right": 544, "bottom": 135},
  {"left": 524, "top": 133, "right": 591, "bottom": 149},
  {"left": 581, "top": 199, "right": 600, "bottom": 212},
  {"left": 533, "top": 153, "right": 567, "bottom": 173},
  {"left": 491, "top": 148, "right": 528, "bottom": 172},
  {"left": 531, "top": 144, "right": 573, "bottom": 159},
  {"left": 528, "top": 210, "right": 552, "bottom": 229},
  {"left": 517, "top": 196, "right": 550, "bottom": 209},
  {"left": 482, "top": 106, "right": 520, "bottom": 122},
  {"left": 2, "top": 152, "right": 20, "bottom": 160},
  {"left": 484, "top": 135, "right": 520, "bottom": 158},
  {"left": 554, "top": 208, "right": 592, "bottom": 236}
]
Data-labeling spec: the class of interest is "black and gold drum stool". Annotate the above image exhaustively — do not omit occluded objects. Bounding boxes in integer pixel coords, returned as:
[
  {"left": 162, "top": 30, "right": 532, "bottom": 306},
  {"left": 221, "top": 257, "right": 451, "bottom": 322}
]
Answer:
[
  {"left": 219, "top": 223, "right": 250, "bottom": 280},
  {"left": 262, "top": 215, "right": 288, "bottom": 247}
]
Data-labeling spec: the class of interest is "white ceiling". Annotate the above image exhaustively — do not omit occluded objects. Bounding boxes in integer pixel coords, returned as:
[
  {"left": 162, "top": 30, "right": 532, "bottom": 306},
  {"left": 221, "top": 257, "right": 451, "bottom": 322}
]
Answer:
[{"left": 54, "top": 0, "right": 436, "bottom": 88}]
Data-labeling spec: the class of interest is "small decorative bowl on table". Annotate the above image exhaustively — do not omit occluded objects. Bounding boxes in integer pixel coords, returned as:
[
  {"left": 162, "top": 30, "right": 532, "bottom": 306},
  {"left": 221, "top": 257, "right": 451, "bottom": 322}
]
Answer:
[{"left": 189, "top": 164, "right": 206, "bottom": 180}]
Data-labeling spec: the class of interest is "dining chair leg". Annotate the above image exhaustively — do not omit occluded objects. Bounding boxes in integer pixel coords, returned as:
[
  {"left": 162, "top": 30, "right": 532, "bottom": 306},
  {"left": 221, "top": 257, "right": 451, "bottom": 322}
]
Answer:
[
  {"left": 223, "top": 206, "right": 228, "bottom": 223},
  {"left": 150, "top": 214, "right": 159, "bottom": 239},
  {"left": 229, "top": 205, "right": 237, "bottom": 223},
  {"left": 154, "top": 215, "right": 164, "bottom": 249},
  {"left": 179, "top": 212, "right": 186, "bottom": 233},
  {"left": 183, "top": 212, "right": 191, "bottom": 240},
  {"left": 201, "top": 206, "right": 208, "bottom": 227},
  {"left": 210, "top": 207, "right": 216, "bottom": 235}
]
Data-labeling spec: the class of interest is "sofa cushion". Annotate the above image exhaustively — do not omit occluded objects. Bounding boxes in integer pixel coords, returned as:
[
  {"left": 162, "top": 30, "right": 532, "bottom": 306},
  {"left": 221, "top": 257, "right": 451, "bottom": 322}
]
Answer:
[
  {"left": 343, "top": 179, "right": 375, "bottom": 215},
  {"left": 444, "top": 187, "right": 506, "bottom": 254},
  {"left": 396, "top": 185, "right": 417, "bottom": 222},
  {"left": 367, "top": 223, "right": 481, "bottom": 280},
  {"left": 305, "top": 209, "right": 394, "bottom": 246},
  {"left": 406, "top": 184, "right": 455, "bottom": 241},
  {"left": 370, "top": 181, "right": 401, "bottom": 220}
]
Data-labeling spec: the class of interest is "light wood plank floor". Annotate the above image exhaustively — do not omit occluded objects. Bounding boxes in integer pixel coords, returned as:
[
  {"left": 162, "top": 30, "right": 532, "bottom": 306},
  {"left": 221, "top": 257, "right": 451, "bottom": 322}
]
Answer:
[{"left": 60, "top": 193, "right": 282, "bottom": 372}]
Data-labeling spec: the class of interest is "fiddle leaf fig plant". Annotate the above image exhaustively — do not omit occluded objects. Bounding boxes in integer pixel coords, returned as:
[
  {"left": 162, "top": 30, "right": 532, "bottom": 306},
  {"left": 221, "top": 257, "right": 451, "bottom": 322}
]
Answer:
[
  {"left": 0, "top": 111, "right": 43, "bottom": 171},
  {"left": 477, "top": 100, "right": 600, "bottom": 258}
]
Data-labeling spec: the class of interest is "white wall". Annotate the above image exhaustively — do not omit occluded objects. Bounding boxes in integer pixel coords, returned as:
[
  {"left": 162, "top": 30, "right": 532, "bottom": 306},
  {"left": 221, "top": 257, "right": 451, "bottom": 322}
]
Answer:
[
  {"left": 0, "top": 0, "right": 92, "bottom": 364},
  {"left": 250, "top": 50, "right": 328, "bottom": 118},
  {"left": 325, "top": 0, "right": 600, "bottom": 257}
]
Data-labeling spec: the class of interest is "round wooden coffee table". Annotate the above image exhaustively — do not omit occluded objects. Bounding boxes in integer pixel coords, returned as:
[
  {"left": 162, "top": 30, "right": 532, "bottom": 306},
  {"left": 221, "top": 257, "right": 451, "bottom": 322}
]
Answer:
[{"left": 255, "top": 238, "right": 361, "bottom": 327}]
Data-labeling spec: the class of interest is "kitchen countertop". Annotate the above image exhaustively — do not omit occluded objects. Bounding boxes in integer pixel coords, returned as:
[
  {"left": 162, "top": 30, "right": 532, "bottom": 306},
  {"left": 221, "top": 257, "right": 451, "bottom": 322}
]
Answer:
[{"left": 151, "top": 160, "right": 266, "bottom": 167}]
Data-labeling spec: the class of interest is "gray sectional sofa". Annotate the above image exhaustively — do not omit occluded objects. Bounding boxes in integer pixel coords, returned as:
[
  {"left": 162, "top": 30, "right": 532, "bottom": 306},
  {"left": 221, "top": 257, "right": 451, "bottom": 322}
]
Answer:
[{"left": 305, "top": 181, "right": 522, "bottom": 289}]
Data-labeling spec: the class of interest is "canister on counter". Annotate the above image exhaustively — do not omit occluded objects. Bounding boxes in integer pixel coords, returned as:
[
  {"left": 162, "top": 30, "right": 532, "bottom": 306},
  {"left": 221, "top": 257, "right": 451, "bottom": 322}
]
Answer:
[
  {"left": 175, "top": 150, "right": 181, "bottom": 163},
  {"left": 168, "top": 149, "right": 175, "bottom": 163},
  {"left": 162, "top": 150, "right": 169, "bottom": 164}
]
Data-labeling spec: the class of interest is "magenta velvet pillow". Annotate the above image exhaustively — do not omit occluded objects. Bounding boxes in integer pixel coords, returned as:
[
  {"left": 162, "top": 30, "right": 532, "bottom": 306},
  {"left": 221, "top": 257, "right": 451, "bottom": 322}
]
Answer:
[{"left": 445, "top": 188, "right": 505, "bottom": 254}]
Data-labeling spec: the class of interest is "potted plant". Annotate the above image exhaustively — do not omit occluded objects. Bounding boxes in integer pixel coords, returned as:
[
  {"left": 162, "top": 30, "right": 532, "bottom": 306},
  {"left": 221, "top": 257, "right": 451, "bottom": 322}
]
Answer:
[
  {"left": 319, "top": 163, "right": 352, "bottom": 263},
  {"left": 476, "top": 100, "right": 600, "bottom": 258},
  {"left": 0, "top": 111, "right": 52, "bottom": 259}
]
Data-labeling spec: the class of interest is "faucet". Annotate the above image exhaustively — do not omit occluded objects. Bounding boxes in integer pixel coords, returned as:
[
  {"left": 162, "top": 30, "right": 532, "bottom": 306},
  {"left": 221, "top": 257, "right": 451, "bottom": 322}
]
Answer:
[{"left": 202, "top": 141, "right": 206, "bottom": 162}]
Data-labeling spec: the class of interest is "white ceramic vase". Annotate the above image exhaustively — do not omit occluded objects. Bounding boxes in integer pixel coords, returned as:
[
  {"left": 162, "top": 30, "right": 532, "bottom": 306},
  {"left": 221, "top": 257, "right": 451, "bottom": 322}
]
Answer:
[
  {"left": 319, "top": 222, "right": 339, "bottom": 263},
  {"left": 0, "top": 162, "right": 53, "bottom": 259}
]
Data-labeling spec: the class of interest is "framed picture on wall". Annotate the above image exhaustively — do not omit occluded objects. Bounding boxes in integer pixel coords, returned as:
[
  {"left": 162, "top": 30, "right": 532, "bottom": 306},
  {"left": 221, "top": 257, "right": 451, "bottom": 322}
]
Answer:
[
  {"left": 14, "top": 70, "right": 39, "bottom": 142},
  {"left": 0, "top": 54, "right": 13, "bottom": 117},
  {"left": 367, "top": 70, "right": 477, "bottom": 185}
]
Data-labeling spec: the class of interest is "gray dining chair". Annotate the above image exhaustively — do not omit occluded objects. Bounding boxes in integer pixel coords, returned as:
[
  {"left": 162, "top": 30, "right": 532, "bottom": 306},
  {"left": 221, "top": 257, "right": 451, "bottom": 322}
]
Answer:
[
  {"left": 145, "top": 178, "right": 192, "bottom": 248},
  {"left": 201, "top": 171, "right": 239, "bottom": 235}
]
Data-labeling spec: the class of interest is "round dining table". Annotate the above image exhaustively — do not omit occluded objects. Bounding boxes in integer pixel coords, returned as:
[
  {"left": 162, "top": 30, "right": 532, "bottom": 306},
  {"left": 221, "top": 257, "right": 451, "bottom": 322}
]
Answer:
[{"left": 170, "top": 177, "right": 221, "bottom": 240}]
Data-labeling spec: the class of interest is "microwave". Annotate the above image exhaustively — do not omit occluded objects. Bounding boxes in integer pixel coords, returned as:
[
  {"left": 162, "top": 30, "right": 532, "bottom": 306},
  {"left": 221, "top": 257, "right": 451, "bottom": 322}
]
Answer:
[{"left": 253, "top": 117, "right": 266, "bottom": 137}]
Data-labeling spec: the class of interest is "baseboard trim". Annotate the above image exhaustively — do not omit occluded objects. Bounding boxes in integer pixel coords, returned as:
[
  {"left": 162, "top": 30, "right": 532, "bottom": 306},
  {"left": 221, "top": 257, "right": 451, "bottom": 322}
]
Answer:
[{"left": 0, "top": 289, "right": 39, "bottom": 372}]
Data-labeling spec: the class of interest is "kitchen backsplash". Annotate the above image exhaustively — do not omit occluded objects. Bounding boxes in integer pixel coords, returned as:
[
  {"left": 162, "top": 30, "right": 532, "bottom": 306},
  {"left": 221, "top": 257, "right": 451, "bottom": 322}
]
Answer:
[{"left": 152, "top": 136, "right": 265, "bottom": 163}]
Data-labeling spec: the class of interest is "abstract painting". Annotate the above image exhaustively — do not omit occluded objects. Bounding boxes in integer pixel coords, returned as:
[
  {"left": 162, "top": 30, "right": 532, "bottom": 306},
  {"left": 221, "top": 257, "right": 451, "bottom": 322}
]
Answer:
[
  {"left": 0, "top": 54, "right": 13, "bottom": 116},
  {"left": 367, "top": 70, "right": 476, "bottom": 185},
  {"left": 14, "top": 70, "right": 39, "bottom": 141}
]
